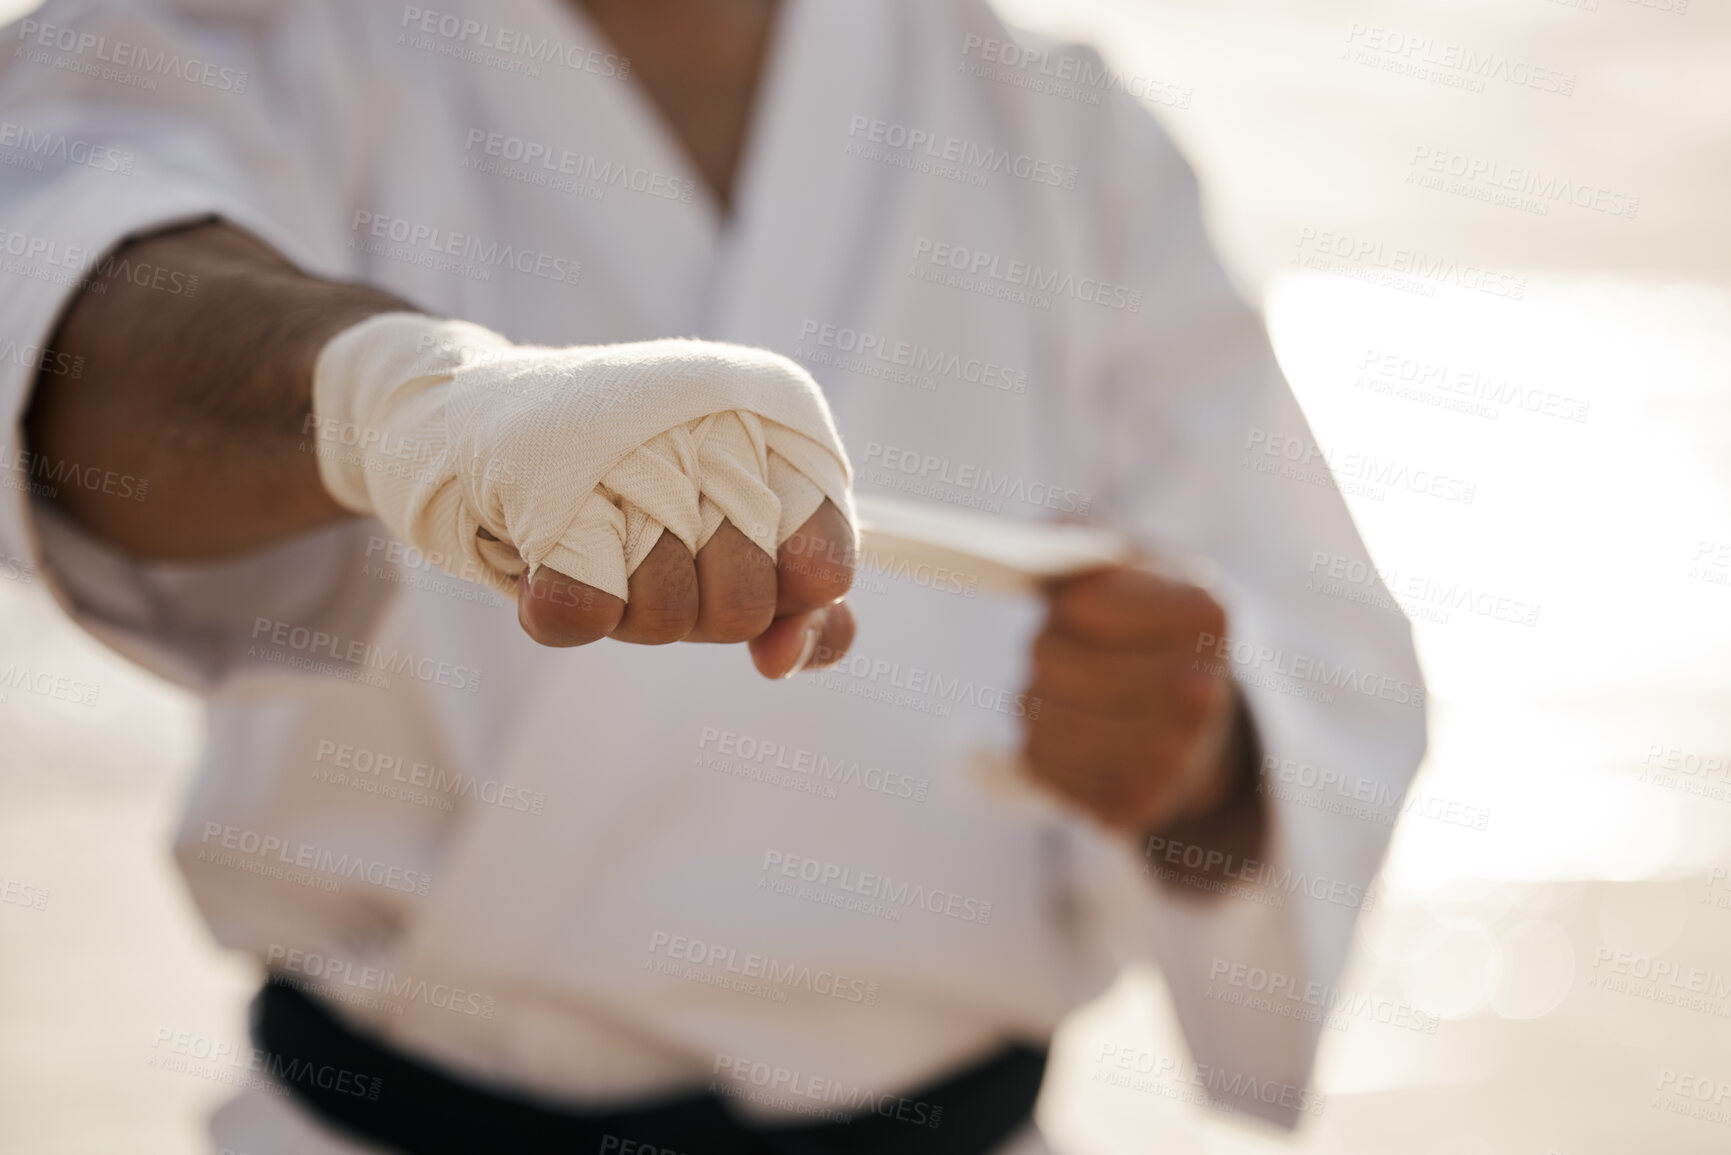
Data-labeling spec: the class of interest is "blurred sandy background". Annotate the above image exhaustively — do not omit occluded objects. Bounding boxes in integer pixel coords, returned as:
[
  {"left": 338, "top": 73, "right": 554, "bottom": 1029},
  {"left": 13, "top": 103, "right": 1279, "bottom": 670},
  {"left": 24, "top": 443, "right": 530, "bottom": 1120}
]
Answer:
[{"left": 3, "top": 0, "right": 1729, "bottom": 1151}]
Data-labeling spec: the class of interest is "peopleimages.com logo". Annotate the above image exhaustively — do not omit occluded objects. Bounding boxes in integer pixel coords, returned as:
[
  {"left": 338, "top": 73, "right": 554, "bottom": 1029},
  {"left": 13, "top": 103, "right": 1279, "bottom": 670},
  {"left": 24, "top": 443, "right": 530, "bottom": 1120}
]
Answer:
[{"left": 15, "top": 19, "right": 249, "bottom": 93}]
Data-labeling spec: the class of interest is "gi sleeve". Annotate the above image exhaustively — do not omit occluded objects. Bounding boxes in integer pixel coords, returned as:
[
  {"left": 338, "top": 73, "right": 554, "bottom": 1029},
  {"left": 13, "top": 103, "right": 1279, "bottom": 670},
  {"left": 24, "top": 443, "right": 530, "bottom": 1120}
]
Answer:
[
  {"left": 0, "top": 0, "right": 391, "bottom": 691},
  {"left": 1067, "top": 86, "right": 1427, "bottom": 1126}
]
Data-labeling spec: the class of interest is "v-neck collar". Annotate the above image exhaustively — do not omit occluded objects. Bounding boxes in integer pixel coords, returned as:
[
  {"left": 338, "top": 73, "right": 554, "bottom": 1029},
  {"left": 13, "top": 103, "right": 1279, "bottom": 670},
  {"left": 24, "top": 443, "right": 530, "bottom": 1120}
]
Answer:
[
  {"left": 697, "top": 0, "right": 904, "bottom": 345},
  {"left": 507, "top": 0, "right": 899, "bottom": 345},
  {"left": 535, "top": 0, "right": 802, "bottom": 242}
]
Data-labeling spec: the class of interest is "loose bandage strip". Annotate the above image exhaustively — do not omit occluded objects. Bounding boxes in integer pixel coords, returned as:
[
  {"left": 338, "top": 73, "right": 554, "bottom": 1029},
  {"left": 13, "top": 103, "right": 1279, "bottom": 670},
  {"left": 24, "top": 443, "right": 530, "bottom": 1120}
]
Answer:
[
  {"left": 312, "top": 313, "right": 856, "bottom": 600},
  {"left": 855, "top": 493, "right": 1133, "bottom": 595}
]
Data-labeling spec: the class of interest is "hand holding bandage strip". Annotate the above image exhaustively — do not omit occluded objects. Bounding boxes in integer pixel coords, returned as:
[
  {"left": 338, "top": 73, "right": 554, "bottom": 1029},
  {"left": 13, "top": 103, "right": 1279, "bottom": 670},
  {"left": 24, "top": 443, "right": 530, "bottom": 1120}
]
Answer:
[{"left": 312, "top": 313, "right": 856, "bottom": 602}]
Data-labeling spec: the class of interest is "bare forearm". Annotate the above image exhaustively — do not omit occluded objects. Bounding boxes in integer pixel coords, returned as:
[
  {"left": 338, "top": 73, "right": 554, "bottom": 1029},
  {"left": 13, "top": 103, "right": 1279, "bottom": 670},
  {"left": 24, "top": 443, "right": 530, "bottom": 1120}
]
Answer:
[{"left": 22, "top": 220, "right": 416, "bottom": 559}]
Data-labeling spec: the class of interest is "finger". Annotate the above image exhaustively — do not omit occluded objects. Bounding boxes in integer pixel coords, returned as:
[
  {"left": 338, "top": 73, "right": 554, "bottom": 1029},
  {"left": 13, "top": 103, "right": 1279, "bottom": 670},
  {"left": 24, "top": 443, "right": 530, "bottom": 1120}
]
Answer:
[
  {"left": 611, "top": 530, "right": 699, "bottom": 644},
  {"left": 803, "top": 601, "right": 855, "bottom": 670},
  {"left": 1023, "top": 698, "right": 1187, "bottom": 829},
  {"left": 1030, "top": 627, "right": 1172, "bottom": 716},
  {"left": 517, "top": 565, "right": 624, "bottom": 647},
  {"left": 1024, "top": 698, "right": 1165, "bottom": 786},
  {"left": 1047, "top": 566, "right": 1226, "bottom": 652},
  {"left": 686, "top": 519, "right": 778, "bottom": 643},
  {"left": 749, "top": 601, "right": 855, "bottom": 680},
  {"left": 1021, "top": 742, "right": 1139, "bottom": 830},
  {"left": 1030, "top": 628, "right": 1230, "bottom": 722},
  {"left": 776, "top": 498, "right": 855, "bottom": 616}
]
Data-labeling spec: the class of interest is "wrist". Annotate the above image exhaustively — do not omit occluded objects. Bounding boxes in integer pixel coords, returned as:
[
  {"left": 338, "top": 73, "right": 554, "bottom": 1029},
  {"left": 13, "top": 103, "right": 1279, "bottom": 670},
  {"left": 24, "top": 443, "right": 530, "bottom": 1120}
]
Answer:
[
  {"left": 1143, "top": 683, "right": 1267, "bottom": 896},
  {"left": 308, "top": 312, "right": 510, "bottom": 516},
  {"left": 1176, "top": 683, "right": 1261, "bottom": 823}
]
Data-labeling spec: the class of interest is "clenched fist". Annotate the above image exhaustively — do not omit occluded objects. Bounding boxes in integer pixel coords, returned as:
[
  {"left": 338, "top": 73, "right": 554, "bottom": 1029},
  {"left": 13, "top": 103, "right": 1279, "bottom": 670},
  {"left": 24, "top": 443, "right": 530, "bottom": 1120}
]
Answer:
[
  {"left": 1022, "top": 565, "right": 1260, "bottom": 840},
  {"left": 517, "top": 498, "right": 856, "bottom": 679},
  {"left": 311, "top": 312, "right": 861, "bottom": 679}
]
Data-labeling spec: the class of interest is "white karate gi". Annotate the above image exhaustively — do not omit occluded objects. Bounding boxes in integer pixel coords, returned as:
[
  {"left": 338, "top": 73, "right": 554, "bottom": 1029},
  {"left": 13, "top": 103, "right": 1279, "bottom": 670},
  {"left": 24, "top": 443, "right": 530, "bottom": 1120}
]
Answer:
[{"left": 0, "top": 1, "right": 1426, "bottom": 1151}]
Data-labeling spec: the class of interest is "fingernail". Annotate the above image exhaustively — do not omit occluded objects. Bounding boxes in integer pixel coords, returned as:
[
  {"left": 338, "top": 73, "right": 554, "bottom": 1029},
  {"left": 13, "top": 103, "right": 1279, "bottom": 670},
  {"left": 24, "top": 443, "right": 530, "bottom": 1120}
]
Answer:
[{"left": 783, "top": 622, "right": 822, "bottom": 679}]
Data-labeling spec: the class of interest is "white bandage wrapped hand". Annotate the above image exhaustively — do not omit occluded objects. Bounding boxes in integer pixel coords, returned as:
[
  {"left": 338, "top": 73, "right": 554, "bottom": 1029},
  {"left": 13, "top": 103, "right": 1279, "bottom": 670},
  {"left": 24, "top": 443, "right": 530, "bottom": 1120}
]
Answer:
[{"left": 311, "top": 313, "right": 856, "bottom": 603}]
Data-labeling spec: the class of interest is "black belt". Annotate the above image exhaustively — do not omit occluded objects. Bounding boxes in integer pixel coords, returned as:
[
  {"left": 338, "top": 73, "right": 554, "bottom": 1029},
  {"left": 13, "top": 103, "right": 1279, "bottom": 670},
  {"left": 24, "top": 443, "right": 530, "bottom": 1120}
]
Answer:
[{"left": 252, "top": 977, "right": 1045, "bottom": 1155}]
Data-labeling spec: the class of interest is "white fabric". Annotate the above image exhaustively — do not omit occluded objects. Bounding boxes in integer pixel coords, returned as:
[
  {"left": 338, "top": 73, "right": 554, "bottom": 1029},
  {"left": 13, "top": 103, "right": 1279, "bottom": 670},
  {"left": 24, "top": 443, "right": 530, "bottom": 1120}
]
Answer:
[
  {"left": 313, "top": 312, "right": 855, "bottom": 599},
  {"left": 0, "top": 0, "right": 1427, "bottom": 1143},
  {"left": 854, "top": 493, "right": 1132, "bottom": 595}
]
